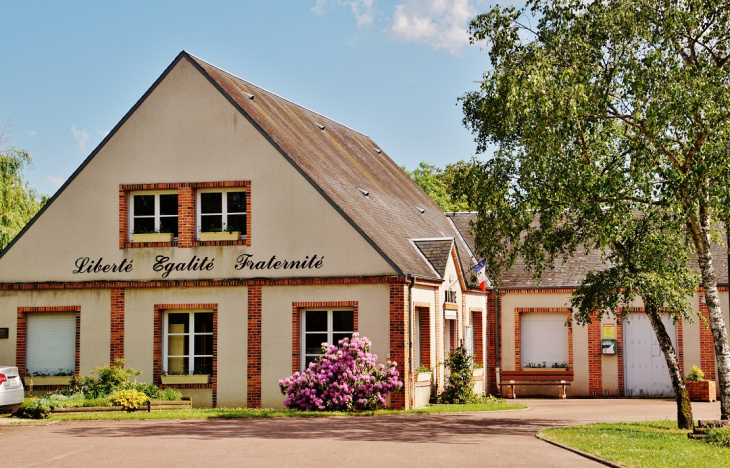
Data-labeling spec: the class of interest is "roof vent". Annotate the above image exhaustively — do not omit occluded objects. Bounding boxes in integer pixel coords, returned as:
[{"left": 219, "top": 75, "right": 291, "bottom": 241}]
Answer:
[
  {"left": 317, "top": 124, "right": 325, "bottom": 130},
  {"left": 244, "top": 92, "right": 254, "bottom": 100},
  {"left": 374, "top": 148, "right": 382, "bottom": 154},
  {"left": 359, "top": 188, "right": 369, "bottom": 196},
  {"left": 417, "top": 207, "right": 425, "bottom": 214}
]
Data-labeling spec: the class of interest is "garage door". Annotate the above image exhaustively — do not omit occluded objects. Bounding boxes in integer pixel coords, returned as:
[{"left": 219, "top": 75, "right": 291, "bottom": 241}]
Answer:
[
  {"left": 623, "top": 313, "right": 678, "bottom": 397},
  {"left": 520, "top": 313, "right": 569, "bottom": 369},
  {"left": 26, "top": 313, "right": 76, "bottom": 375}
]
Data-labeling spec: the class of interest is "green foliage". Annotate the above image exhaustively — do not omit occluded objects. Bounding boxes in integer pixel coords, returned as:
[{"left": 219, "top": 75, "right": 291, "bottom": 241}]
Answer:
[
  {"left": 17, "top": 397, "right": 53, "bottom": 419},
  {"left": 0, "top": 124, "right": 46, "bottom": 251},
  {"left": 67, "top": 359, "right": 142, "bottom": 398},
  {"left": 415, "top": 365, "right": 431, "bottom": 373},
  {"left": 108, "top": 389, "right": 150, "bottom": 412},
  {"left": 687, "top": 365, "right": 706, "bottom": 382},
  {"left": 404, "top": 161, "right": 473, "bottom": 212},
  {"left": 705, "top": 427, "right": 730, "bottom": 447},
  {"left": 438, "top": 345, "right": 476, "bottom": 404}
]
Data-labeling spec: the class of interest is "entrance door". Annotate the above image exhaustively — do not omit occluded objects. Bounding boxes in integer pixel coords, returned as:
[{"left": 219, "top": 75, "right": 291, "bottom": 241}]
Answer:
[{"left": 623, "top": 313, "right": 678, "bottom": 397}]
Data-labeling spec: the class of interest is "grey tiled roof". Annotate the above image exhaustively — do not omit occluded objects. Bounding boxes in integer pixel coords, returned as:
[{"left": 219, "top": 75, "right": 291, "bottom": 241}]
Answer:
[
  {"left": 447, "top": 212, "right": 729, "bottom": 288},
  {"left": 413, "top": 239, "right": 453, "bottom": 278}
]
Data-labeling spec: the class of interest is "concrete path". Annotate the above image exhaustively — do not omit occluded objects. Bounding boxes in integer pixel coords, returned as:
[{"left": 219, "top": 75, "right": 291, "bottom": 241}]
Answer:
[{"left": 0, "top": 399, "right": 721, "bottom": 467}]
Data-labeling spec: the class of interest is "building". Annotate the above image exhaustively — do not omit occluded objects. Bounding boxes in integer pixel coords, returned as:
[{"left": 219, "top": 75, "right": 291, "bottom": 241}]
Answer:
[
  {"left": 448, "top": 212, "right": 729, "bottom": 398},
  {"left": 0, "top": 52, "right": 488, "bottom": 409}
]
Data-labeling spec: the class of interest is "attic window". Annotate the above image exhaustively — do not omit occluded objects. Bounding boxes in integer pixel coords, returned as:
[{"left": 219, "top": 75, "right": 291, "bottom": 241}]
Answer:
[
  {"left": 417, "top": 207, "right": 425, "bottom": 214},
  {"left": 243, "top": 92, "right": 254, "bottom": 100},
  {"left": 317, "top": 124, "right": 325, "bottom": 130},
  {"left": 359, "top": 189, "right": 369, "bottom": 196}
]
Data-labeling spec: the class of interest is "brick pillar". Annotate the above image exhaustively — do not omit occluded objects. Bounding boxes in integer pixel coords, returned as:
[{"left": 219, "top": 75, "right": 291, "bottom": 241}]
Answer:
[
  {"left": 178, "top": 186, "right": 196, "bottom": 248},
  {"left": 247, "top": 285, "right": 262, "bottom": 408},
  {"left": 389, "top": 282, "right": 410, "bottom": 409},
  {"left": 434, "top": 287, "right": 442, "bottom": 392},
  {"left": 110, "top": 288, "right": 125, "bottom": 362},
  {"left": 588, "top": 315, "right": 602, "bottom": 396},
  {"left": 486, "top": 291, "right": 498, "bottom": 395},
  {"left": 698, "top": 291, "right": 716, "bottom": 380},
  {"left": 617, "top": 318, "right": 624, "bottom": 396}
]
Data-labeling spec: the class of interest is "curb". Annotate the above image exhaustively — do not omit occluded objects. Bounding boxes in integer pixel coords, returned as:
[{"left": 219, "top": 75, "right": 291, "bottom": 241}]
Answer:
[{"left": 535, "top": 433, "right": 624, "bottom": 468}]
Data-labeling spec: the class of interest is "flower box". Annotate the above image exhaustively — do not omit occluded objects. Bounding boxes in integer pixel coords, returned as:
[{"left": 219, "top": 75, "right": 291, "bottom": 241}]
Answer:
[
  {"left": 160, "top": 374, "right": 210, "bottom": 385},
  {"left": 132, "top": 233, "right": 174, "bottom": 243},
  {"left": 522, "top": 368, "right": 570, "bottom": 372},
  {"left": 24, "top": 376, "right": 72, "bottom": 386},
  {"left": 686, "top": 380, "right": 716, "bottom": 402},
  {"left": 416, "top": 371, "right": 432, "bottom": 383},
  {"left": 199, "top": 231, "right": 240, "bottom": 242},
  {"left": 472, "top": 368, "right": 484, "bottom": 377}
]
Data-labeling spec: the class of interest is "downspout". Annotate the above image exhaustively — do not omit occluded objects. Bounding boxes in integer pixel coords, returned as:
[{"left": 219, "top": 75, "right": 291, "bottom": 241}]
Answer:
[{"left": 408, "top": 276, "right": 416, "bottom": 409}]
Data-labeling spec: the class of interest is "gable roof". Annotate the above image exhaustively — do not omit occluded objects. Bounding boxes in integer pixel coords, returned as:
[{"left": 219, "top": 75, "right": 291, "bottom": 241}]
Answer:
[
  {"left": 1, "top": 51, "right": 459, "bottom": 280},
  {"left": 413, "top": 239, "right": 454, "bottom": 278},
  {"left": 447, "top": 212, "right": 729, "bottom": 289}
]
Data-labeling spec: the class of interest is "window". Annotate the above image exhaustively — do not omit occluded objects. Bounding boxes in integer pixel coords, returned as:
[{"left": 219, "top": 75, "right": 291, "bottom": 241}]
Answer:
[
  {"left": 520, "top": 313, "right": 569, "bottom": 369},
  {"left": 130, "top": 191, "right": 178, "bottom": 238},
  {"left": 302, "top": 309, "right": 354, "bottom": 369},
  {"left": 26, "top": 312, "right": 76, "bottom": 375},
  {"left": 197, "top": 189, "right": 247, "bottom": 239},
  {"left": 163, "top": 311, "right": 214, "bottom": 375}
]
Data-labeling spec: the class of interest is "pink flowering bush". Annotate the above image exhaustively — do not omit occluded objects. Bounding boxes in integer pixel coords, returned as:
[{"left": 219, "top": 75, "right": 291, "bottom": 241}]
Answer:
[{"left": 279, "top": 333, "right": 402, "bottom": 411}]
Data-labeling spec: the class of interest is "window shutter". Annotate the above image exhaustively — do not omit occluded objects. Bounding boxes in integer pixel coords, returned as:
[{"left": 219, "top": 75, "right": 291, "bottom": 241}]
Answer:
[
  {"left": 26, "top": 313, "right": 76, "bottom": 374},
  {"left": 520, "top": 313, "right": 569, "bottom": 368}
]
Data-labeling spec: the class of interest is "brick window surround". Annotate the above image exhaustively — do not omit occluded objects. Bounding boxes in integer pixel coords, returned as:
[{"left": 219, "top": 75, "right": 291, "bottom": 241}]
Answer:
[
  {"left": 120, "top": 181, "right": 251, "bottom": 249},
  {"left": 17, "top": 306, "right": 81, "bottom": 380},
  {"left": 414, "top": 303, "right": 431, "bottom": 369},
  {"left": 291, "top": 301, "right": 359, "bottom": 373},
  {"left": 153, "top": 303, "right": 218, "bottom": 407},
  {"left": 514, "top": 308, "right": 573, "bottom": 371}
]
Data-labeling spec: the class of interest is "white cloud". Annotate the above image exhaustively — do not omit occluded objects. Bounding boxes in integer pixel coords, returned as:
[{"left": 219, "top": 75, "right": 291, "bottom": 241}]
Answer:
[
  {"left": 98, "top": 129, "right": 110, "bottom": 137},
  {"left": 45, "top": 174, "right": 66, "bottom": 188},
  {"left": 389, "top": 0, "right": 476, "bottom": 54},
  {"left": 70, "top": 125, "right": 90, "bottom": 150},
  {"left": 312, "top": 0, "right": 376, "bottom": 26},
  {"left": 27, "top": 130, "right": 37, "bottom": 137}
]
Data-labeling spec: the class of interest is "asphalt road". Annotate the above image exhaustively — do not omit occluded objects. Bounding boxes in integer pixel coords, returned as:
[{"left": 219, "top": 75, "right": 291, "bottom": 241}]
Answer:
[{"left": 0, "top": 399, "right": 721, "bottom": 467}]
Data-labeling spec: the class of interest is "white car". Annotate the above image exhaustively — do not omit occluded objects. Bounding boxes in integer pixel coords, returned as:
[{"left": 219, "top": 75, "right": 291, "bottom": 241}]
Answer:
[{"left": 0, "top": 366, "right": 24, "bottom": 414}]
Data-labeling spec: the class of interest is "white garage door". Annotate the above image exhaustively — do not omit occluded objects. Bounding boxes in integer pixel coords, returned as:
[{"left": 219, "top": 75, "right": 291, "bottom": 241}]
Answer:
[
  {"left": 520, "top": 313, "right": 569, "bottom": 369},
  {"left": 26, "top": 313, "right": 76, "bottom": 375},
  {"left": 623, "top": 313, "right": 678, "bottom": 397}
]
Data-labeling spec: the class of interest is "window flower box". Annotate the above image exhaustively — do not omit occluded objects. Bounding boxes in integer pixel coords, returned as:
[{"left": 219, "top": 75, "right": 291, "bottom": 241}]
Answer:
[
  {"left": 132, "top": 232, "right": 174, "bottom": 243},
  {"left": 416, "top": 371, "right": 432, "bottom": 383},
  {"left": 24, "top": 376, "right": 72, "bottom": 386},
  {"left": 686, "top": 380, "right": 716, "bottom": 402},
  {"left": 199, "top": 231, "right": 240, "bottom": 242},
  {"left": 160, "top": 374, "right": 210, "bottom": 385},
  {"left": 472, "top": 368, "right": 484, "bottom": 377},
  {"left": 522, "top": 367, "right": 570, "bottom": 372}
]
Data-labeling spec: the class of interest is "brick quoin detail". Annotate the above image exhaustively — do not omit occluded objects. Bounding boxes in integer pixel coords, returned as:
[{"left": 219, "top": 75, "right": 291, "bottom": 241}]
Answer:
[
  {"left": 389, "top": 282, "right": 410, "bottom": 409},
  {"left": 17, "top": 306, "right": 81, "bottom": 379},
  {"left": 588, "top": 315, "right": 602, "bottom": 396},
  {"left": 153, "top": 303, "right": 218, "bottom": 407},
  {"left": 110, "top": 288, "right": 125, "bottom": 362},
  {"left": 617, "top": 320, "right": 624, "bottom": 396},
  {"left": 248, "top": 286, "right": 262, "bottom": 408},
  {"left": 486, "top": 291, "right": 498, "bottom": 395},
  {"left": 291, "top": 301, "right": 359, "bottom": 373},
  {"left": 416, "top": 306, "right": 431, "bottom": 368},
  {"left": 120, "top": 181, "right": 251, "bottom": 249},
  {"left": 698, "top": 291, "right": 716, "bottom": 380},
  {"left": 472, "top": 309, "right": 484, "bottom": 366},
  {"left": 514, "top": 308, "right": 573, "bottom": 372}
]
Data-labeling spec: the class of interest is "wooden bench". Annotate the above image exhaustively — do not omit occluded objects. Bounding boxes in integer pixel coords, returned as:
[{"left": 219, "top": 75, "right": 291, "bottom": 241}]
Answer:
[{"left": 499, "top": 370, "right": 574, "bottom": 399}]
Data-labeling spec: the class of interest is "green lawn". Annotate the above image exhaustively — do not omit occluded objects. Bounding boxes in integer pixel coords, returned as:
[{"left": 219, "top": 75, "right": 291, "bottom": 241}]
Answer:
[
  {"left": 540, "top": 421, "right": 730, "bottom": 468},
  {"left": 4, "top": 401, "right": 525, "bottom": 423}
]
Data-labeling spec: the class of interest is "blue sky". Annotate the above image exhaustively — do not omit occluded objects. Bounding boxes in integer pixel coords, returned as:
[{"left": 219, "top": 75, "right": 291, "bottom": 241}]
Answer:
[{"left": 1, "top": 0, "right": 518, "bottom": 196}]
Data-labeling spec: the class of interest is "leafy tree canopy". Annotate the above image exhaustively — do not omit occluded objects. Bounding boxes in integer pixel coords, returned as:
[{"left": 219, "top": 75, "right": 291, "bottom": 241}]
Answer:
[
  {"left": 404, "top": 161, "right": 474, "bottom": 212},
  {"left": 460, "top": 0, "right": 730, "bottom": 419}
]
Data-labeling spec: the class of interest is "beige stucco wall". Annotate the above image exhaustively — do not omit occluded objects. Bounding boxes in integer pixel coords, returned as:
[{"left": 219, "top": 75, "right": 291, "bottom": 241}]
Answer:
[
  {"left": 0, "top": 58, "right": 395, "bottom": 284},
  {"left": 0, "top": 289, "right": 110, "bottom": 374},
  {"left": 260, "top": 283, "right": 390, "bottom": 408}
]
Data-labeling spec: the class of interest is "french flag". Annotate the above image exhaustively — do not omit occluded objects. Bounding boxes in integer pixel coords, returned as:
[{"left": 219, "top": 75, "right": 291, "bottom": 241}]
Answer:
[{"left": 472, "top": 260, "right": 487, "bottom": 293}]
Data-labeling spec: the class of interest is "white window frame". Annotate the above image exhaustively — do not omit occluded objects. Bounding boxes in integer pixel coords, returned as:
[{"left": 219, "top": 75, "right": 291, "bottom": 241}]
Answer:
[
  {"left": 301, "top": 309, "right": 354, "bottom": 371},
  {"left": 196, "top": 188, "right": 247, "bottom": 240},
  {"left": 129, "top": 190, "right": 179, "bottom": 240},
  {"left": 162, "top": 310, "right": 214, "bottom": 375}
]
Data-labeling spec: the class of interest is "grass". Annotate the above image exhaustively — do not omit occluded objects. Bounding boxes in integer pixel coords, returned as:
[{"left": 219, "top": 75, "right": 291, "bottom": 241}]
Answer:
[
  {"left": 541, "top": 420, "right": 730, "bottom": 468},
  {"left": 9, "top": 401, "right": 527, "bottom": 423}
]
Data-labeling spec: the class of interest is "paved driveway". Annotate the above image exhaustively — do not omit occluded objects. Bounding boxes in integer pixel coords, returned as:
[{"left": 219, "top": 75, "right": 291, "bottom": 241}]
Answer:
[{"left": 0, "top": 399, "right": 721, "bottom": 467}]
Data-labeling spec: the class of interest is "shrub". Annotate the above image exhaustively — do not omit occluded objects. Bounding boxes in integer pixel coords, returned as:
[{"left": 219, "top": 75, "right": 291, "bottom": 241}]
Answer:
[
  {"left": 155, "top": 387, "right": 183, "bottom": 401},
  {"left": 109, "top": 389, "right": 150, "bottom": 412},
  {"left": 279, "top": 333, "right": 402, "bottom": 411},
  {"left": 438, "top": 344, "right": 476, "bottom": 404},
  {"left": 686, "top": 365, "right": 705, "bottom": 382},
  {"left": 705, "top": 426, "right": 730, "bottom": 447},
  {"left": 17, "top": 397, "right": 53, "bottom": 419},
  {"left": 65, "top": 359, "right": 142, "bottom": 398}
]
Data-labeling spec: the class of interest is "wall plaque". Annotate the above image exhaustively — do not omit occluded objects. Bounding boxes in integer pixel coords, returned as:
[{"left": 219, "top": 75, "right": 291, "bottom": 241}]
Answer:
[{"left": 0, "top": 328, "right": 8, "bottom": 339}]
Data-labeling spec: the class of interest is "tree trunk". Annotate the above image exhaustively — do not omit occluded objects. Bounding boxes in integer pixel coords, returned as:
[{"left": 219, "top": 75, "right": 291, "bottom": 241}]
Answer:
[
  {"left": 645, "top": 307, "right": 693, "bottom": 429},
  {"left": 687, "top": 209, "right": 730, "bottom": 420}
]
